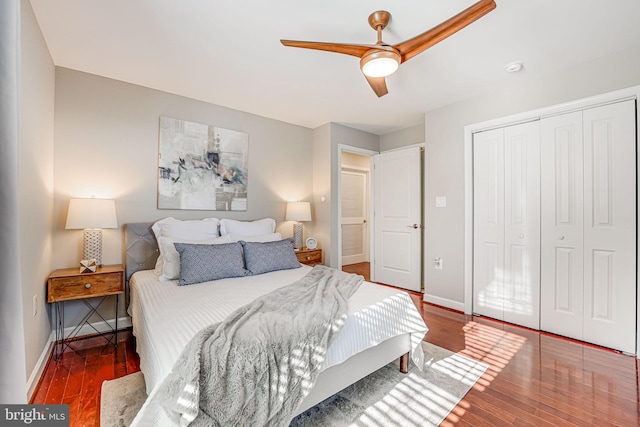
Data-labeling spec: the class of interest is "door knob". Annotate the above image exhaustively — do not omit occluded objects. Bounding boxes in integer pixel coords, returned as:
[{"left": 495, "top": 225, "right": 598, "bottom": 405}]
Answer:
[
  {"left": 407, "top": 224, "right": 419, "bottom": 229},
  {"left": 519, "top": 233, "right": 525, "bottom": 239},
  {"left": 558, "top": 235, "right": 565, "bottom": 240}
]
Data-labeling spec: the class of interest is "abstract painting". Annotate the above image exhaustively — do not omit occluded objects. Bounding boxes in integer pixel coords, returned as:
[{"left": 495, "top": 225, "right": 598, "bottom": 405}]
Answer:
[{"left": 158, "top": 116, "right": 248, "bottom": 210}]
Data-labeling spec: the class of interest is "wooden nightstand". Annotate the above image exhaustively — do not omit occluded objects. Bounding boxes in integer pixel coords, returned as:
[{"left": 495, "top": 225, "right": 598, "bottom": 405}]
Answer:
[
  {"left": 48, "top": 264, "right": 124, "bottom": 359},
  {"left": 296, "top": 247, "right": 323, "bottom": 266}
]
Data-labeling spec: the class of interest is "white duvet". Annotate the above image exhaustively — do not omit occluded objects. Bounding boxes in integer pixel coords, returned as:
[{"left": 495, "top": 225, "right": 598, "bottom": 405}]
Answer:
[{"left": 128, "top": 265, "right": 428, "bottom": 426}]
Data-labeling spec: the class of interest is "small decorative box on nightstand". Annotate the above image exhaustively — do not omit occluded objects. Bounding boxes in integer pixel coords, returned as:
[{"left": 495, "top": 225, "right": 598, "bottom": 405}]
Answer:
[
  {"left": 47, "top": 264, "right": 124, "bottom": 359},
  {"left": 296, "top": 247, "right": 323, "bottom": 266}
]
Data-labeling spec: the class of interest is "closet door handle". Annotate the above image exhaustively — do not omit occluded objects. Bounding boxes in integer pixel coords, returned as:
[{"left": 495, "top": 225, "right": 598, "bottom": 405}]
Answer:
[
  {"left": 558, "top": 235, "right": 565, "bottom": 240},
  {"left": 519, "top": 233, "right": 525, "bottom": 239}
]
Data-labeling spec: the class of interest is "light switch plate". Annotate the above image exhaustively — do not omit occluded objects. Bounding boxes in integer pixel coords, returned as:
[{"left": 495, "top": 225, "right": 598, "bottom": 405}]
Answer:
[{"left": 435, "top": 196, "right": 447, "bottom": 208}]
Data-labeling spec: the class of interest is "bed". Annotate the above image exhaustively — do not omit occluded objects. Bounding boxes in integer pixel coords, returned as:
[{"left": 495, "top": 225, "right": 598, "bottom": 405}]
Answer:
[{"left": 124, "top": 221, "right": 428, "bottom": 426}]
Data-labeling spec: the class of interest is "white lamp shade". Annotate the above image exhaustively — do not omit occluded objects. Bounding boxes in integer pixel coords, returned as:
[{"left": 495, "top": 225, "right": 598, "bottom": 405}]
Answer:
[
  {"left": 285, "top": 201, "right": 312, "bottom": 222},
  {"left": 65, "top": 198, "right": 118, "bottom": 230}
]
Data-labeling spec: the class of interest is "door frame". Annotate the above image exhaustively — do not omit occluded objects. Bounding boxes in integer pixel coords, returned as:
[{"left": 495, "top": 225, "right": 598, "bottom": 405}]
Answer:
[
  {"left": 337, "top": 145, "right": 377, "bottom": 273},
  {"left": 340, "top": 166, "right": 370, "bottom": 266},
  {"left": 337, "top": 143, "right": 425, "bottom": 282},
  {"left": 463, "top": 85, "right": 640, "bottom": 356}
]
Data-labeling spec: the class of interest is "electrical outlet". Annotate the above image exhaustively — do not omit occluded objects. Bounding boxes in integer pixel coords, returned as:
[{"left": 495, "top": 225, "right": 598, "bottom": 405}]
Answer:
[
  {"left": 32, "top": 295, "right": 38, "bottom": 317},
  {"left": 434, "top": 257, "right": 443, "bottom": 270}
]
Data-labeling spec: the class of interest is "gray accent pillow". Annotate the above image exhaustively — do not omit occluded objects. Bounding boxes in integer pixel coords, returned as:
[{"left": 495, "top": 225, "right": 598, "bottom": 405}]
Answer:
[
  {"left": 240, "top": 238, "right": 301, "bottom": 275},
  {"left": 174, "top": 242, "right": 248, "bottom": 286}
]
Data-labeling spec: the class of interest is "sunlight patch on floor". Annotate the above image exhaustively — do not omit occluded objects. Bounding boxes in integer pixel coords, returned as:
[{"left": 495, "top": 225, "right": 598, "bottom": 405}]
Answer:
[
  {"left": 348, "top": 350, "right": 487, "bottom": 427},
  {"left": 440, "top": 321, "right": 526, "bottom": 426}
]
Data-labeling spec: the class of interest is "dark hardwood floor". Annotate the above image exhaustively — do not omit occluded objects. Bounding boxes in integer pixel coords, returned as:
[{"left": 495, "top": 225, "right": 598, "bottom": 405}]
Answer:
[
  {"left": 342, "top": 261, "right": 371, "bottom": 281},
  {"left": 30, "top": 331, "right": 139, "bottom": 426},
  {"left": 32, "top": 264, "right": 640, "bottom": 426}
]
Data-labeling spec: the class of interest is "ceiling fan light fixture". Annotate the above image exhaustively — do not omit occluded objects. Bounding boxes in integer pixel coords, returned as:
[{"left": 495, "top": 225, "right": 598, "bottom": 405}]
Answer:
[
  {"left": 281, "top": 0, "right": 497, "bottom": 96},
  {"left": 360, "top": 50, "right": 401, "bottom": 78}
]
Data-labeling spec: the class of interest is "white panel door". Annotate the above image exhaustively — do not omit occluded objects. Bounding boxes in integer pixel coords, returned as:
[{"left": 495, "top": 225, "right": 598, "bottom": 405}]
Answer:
[
  {"left": 582, "top": 100, "right": 636, "bottom": 353},
  {"left": 341, "top": 169, "right": 368, "bottom": 265},
  {"left": 540, "top": 111, "right": 584, "bottom": 340},
  {"left": 373, "top": 147, "right": 422, "bottom": 291},
  {"left": 503, "top": 122, "right": 541, "bottom": 329},
  {"left": 474, "top": 122, "right": 540, "bottom": 325},
  {"left": 473, "top": 128, "right": 505, "bottom": 320}
]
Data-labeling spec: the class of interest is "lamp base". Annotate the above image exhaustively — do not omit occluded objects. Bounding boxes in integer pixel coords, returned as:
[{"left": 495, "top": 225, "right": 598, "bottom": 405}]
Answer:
[
  {"left": 293, "top": 223, "right": 303, "bottom": 250},
  {"left": 83, "top": 229, "right": 103, "bottom": 266}
]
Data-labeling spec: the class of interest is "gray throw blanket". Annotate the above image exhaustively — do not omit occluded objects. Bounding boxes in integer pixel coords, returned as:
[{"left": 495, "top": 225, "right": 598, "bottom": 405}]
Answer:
[{"left": 154, "top": 265, "right": 363, "bottom": 427}]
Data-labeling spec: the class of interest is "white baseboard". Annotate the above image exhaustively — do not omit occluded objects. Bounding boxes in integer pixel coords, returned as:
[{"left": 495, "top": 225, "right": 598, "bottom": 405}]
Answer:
[
  {"left": 26, "top": 315, "right": 132, "bottom": 401},
  {"left": 60, "top": 315, "right": 132, "bottom": 338},
  {"left": 26, "top": 331, "right": 55, "bottom": 400},
  {"left": 422, "top": 293, "right": 466, "bottom": 312}
]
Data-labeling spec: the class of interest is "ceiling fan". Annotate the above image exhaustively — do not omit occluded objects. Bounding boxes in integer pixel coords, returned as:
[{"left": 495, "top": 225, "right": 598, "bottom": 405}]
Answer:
[{"left": 281, "top": 0, "right": 496, "bottom": 97}]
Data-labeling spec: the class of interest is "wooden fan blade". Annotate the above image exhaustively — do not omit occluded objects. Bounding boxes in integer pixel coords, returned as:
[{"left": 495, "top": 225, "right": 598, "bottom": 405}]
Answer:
[
  {"left": 394, "top": 0, "right": 496, "bottom": 63},
  {"left": 280, "top": 40, "right": 378, "bottom": 58},
  {"left": 365, "top": 75, "right": 388, "bottom": 97}
]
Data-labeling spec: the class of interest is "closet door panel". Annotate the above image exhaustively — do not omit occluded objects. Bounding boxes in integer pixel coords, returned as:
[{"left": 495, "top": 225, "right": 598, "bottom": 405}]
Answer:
[
  {"left": 503, "top": 121, "right": 541, "bottom": 329},
  {"left": 540, "top": 111, "right": 584, "bottom": 340},
  {"left": 582, "top": 100, "right": 636, "bottom": 353},
  {"left": 473, "top": 128, "right": 505, "bottom": 320}
]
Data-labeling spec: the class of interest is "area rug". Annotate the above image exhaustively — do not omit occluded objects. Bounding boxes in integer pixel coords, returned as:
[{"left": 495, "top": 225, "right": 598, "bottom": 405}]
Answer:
[{"left": 101, "top": 341, "right": 488, "bottom": 427}]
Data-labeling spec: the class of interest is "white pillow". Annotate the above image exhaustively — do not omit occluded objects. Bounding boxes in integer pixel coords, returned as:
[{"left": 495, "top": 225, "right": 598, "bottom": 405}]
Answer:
[
  {"left": 158, "top": 234, "right": 231, "bottom": 281},
  {"left": 219, "top": 218, "right": 276, "bottom": 236},
  {"left": 227, "top": 232, "right": 282, "bottom": 243},
  {"left": 152, "top": 217, "right": 177, "bottom": 239},
  {"left": 154, "top": 255, "right": 164, "bottom": 276},
  {"left": 152, "top": 217, "right": 220, "bottom": 241}
]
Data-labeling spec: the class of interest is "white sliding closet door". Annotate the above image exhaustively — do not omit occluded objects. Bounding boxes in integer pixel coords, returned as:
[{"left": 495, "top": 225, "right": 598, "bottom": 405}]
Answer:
[
  {"left": 503, "top": 123, "right": 541, "bottom": 329},
  {"left": 473, "top": 122, "right": 540, "bottom": 329},
  {"left": 540, "top": 111, "right": 584, "bottom": 339},
  {"left": 473, "top": 128, "right": 505, "bottom": 321},
  {"left": 540, "top": 100, "right": 636, "bottom": 353},
  {"left": 582, "top": 100, "right": 636, "bottom": 353}
]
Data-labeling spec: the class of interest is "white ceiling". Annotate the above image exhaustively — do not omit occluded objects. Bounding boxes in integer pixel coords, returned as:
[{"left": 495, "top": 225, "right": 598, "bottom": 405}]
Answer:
[{"left": 29, "top": 0, "right": 640, "bottom": 135}]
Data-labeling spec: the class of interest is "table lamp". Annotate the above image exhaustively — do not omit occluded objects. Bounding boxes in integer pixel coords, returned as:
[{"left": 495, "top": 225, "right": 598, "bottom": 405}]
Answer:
[
  {"left": 65, "top": 198, "right": 118, "bottom": 266},
  {"left": 285, "top": 201, "right": 311, "bottom": 250}
]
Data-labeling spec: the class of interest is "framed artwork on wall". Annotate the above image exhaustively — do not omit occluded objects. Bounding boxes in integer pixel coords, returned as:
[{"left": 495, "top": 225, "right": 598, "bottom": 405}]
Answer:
[{"left": 158, "top": 116, "right": 249, "bottom": 211}]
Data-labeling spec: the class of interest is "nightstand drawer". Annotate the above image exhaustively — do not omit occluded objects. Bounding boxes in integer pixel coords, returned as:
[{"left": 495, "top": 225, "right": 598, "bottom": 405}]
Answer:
[
  {"left": 48, "top": 271, "right": 123, "bottom": 302},
  {"left": 296, "top": 248, "right": 322, "bottom": 265}
]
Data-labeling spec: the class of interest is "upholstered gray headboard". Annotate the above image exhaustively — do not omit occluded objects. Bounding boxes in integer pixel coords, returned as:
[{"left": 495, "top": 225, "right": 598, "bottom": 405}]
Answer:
[{"left": 125, "top": 222, "right": 159, "bottom": 282}]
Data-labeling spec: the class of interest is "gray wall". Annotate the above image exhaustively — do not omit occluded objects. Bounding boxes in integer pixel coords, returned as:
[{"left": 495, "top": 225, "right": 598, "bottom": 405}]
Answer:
[
  {"left": 380, "top": 122, "right": 425, "bottom": 151},
  {"left": 52, "top": 68, "right": 314, "bottom": 341},
  {"left": 312, "top": 124, "right": 332, "bottom": 264},
  {"left": 423, "top": 44, "right": 640, "bottom": 308},
  {"left": 20, "top": 0, "right": 55, "bottom": 390},
  {"left": 54, "top": 68, "right": 314, "bottom": 269}
]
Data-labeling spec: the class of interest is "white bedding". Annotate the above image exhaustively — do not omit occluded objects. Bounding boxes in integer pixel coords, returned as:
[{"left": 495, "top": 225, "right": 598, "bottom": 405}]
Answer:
[{"left": 128, "top": 265, "right": 428, "bottom": 424}]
